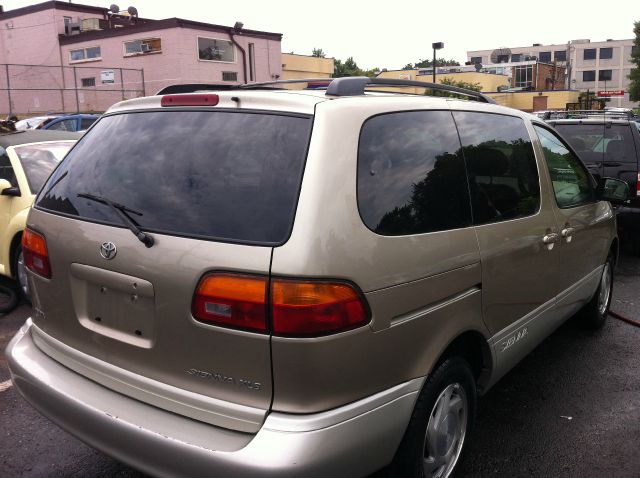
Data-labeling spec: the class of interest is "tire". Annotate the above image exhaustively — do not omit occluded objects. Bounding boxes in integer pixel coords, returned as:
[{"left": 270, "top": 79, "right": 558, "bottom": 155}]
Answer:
[
  {"left": 13, "top": 244, "right": 31, "bottom": 303},
  {"left": 580, "top": 252, "right": 614, "bottom": 329},
  {"left": 391, "top": 357, "right": 476, "bottom": 478},
  {"left": 0, "top": 281, "right": 18, "bottom": 314}
]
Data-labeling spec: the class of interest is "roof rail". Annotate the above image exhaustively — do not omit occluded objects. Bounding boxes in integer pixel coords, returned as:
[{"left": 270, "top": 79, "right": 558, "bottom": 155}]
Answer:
[
  {"left": 325, "top": 77, "right": 496, "bottom": 103},
  {"left": 543, "top": 109, "right": 638, "bottom": 120},
  {"left": 156, "top": 77, "right": 495, "bottom": 103}
]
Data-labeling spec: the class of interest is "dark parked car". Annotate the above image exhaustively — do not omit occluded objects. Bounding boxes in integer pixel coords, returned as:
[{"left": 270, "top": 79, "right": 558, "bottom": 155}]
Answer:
[
  {"left": 42, "top": 114, "right": 99, "bottom": 132},
  {"left": 548, "top": 115, "right": 640, "bottom": 252}
]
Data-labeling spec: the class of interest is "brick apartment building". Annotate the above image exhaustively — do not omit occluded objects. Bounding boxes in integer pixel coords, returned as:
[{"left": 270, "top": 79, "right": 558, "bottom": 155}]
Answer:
[{"left": 0, "top": 1, "right": 283, "bottom": 114}]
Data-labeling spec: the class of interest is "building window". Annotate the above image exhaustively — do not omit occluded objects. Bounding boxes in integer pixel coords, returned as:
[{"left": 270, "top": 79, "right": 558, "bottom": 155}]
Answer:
[
  {"left": 599, "top": 69, "right": 612, "bottom": 81},
  {"left": 514, "top": 65, "right": 533, "bottom": 88},
  {"left": 599, "top": 47, "right": 613, "bottom": 59},
  {"left": 554, "top": 50, "right": 567, "bottom": 62},
  {"left": 539, "top": 51, "right": 552, "bottom": 62},
  {"left": 511, "top": 53, "right": 523, "bottom": 62},
  {"left": 470, "top": 56, "right": 482, "bottom": 64},
  {"left": 198, "top": 37, "right": 235, "bottom": 62},
  {"left": 583, "top": 49, "right": 596, "bottom": 60},
  {"left": 496, "top": 54, "right": 509, "bottom": 63},
  {"left": 124, "top": 38, "right": 161, "bottom": 56},
  {"left": 582, "top": 70, "right": 596, "bottom": 82},
  {"left": 69, "top": 46, "right": 101, "bottom": 63},
  {"left": 632, "top": 46, "right": 638, "bottom": 57},
  {"left": 222, "top": 71, "right": 238, "bottom": 82},
  {"left": 81, "top": 77, "right": 95, "bottom": 87}
]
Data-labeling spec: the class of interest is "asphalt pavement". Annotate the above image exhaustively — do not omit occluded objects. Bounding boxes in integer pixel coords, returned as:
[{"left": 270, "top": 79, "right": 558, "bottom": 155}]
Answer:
[{"left": 1, "top": 246, "right": 639, "bottom": 478}]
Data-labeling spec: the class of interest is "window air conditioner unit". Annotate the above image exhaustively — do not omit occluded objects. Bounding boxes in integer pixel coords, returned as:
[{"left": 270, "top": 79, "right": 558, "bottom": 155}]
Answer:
[
  {"left": 65, "top": 22, "right": 81, "bottom": 35},
  {"left": 141, "top": 43, "right": 152, "bottom": 53}
]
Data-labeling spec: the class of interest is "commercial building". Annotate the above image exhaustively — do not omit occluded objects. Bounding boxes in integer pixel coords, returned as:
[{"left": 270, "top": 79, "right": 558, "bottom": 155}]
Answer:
[
  {"left": 0, "top": 1, "right": 283, "bottom": 114},
  {"left": 281, "top": 53, "right": 334, "bottom": 81},
  {"left": 468, "top": 38, "right": 637, "bottom": 108}
]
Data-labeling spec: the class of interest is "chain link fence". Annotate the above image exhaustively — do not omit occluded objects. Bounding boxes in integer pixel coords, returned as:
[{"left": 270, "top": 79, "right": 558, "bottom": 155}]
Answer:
[{"left": 0, "top": 64, "right": 145, "bottom": 117}]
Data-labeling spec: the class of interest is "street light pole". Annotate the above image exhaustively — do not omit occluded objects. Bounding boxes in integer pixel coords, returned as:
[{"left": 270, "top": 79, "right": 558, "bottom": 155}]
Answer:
[{"left": 432, "top": 42, "right": 444, "bottom": 84}]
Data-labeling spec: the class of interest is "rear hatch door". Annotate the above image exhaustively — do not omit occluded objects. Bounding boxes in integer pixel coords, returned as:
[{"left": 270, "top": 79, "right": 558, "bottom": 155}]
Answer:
[{"left": 29, "top": 107, "right": 312, "bottom": 433}]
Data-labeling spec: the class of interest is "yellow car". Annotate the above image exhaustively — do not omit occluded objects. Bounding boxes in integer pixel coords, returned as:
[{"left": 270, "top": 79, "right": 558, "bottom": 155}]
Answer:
[{"left": 0, "top": 130, "right": 79, "bottom": 301}]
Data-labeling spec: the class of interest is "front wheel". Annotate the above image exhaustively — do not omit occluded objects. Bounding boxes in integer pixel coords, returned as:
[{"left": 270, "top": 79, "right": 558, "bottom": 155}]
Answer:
[
  {"left": 580, "top": 252, "right": 614, "bottom": 328},
  {"left": 391, "top": 357, "right": 476, "bottom": 478}
]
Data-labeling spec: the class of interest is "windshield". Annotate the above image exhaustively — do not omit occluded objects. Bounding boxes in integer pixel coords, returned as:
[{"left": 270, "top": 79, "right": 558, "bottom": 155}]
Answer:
[
  {"left": 36, "top": 110, "right": 312, "bottom": 245},
  {"left": 13, "top": 141, "right": 76, "bottom": 193}
]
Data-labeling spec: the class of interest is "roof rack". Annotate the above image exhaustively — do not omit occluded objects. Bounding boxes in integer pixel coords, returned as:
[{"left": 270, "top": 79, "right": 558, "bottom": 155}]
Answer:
[
  {"left": 543, "top": 109, "right": 638, "bottom": 120},
  {"left": 156, "top": 77, "right": 495, "bottom": 103}
]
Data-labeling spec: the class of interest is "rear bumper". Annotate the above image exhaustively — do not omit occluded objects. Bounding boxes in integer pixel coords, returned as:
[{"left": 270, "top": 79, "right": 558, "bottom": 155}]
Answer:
[{"left": 7, "top": 319, "right": 422, "bottom": 478}]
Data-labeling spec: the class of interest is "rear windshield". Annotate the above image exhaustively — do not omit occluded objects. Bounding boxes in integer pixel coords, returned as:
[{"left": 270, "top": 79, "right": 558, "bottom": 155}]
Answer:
[
  {"left": 554, "top": 123, "right": 638, "bottom": 164},
  {"left": 36, "top": 110, "right": 312, "bottom": 245},
  {"left": 13, "top": 141, "right": 75, "bottom": 193}
]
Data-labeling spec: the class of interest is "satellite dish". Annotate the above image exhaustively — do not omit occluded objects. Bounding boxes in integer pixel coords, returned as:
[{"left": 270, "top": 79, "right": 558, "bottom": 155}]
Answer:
[
  {"left": 127, "top": 6, "right": 138, "bottom": 17},
  {"left": 109, "top": 4, "right": 120, "bottom": 14},
  {"left": 490, "top": 47, "right": 512, "bottom": 64},
  {"left": 474, "top": 62, "right": 483, "bottom": 72}
]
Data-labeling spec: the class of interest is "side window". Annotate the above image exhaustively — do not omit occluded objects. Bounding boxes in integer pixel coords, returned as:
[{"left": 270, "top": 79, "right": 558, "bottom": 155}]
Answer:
[
  {"left": 534, "top": 125, "right": 595, "bottom": 208},
  {"left": 0, "top": 153, "right": 17, "bottom": 186},
  {"left": 80, "top": 118, "right": 96, "bottom": 130},
  {"left": 48, "top": 119, "right": 76, "bottom": 131},
  {"left": 357, "top": 110, "right": 472, "bottom": 235},
  {"left": 453, "top": 112, "right": 540, "bottom": 225}
]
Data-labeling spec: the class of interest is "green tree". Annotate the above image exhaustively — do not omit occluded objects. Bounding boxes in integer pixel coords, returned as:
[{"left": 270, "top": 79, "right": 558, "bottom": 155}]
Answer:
[
  {"left": 404, "top": 58, "right": 461, "bottom": 69},
  {"left": 439, "top": 77, "right": 482, "bottom": 92},
  {"left": 629, "top": 21, "right": 640, "bottom": 102},
  {"left": 312, "top": 48, "right": 326, "bottom": 58}
]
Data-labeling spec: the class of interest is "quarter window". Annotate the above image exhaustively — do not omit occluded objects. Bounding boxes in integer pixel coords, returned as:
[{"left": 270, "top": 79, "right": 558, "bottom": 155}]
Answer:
[
  {"left": 357, "top": 111, "right": 472, "bottom": 236},
  {"left": 454, "top": 112, "right": 540, "bottom": 225},
  {"left": 533, "top": 125, "right": 594, "bottom": 208},
  {"left": 198, "top": 37, "right": 235, "bottom": 62}
]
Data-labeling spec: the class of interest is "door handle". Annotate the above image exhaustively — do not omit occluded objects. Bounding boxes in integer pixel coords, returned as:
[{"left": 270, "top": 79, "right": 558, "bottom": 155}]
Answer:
[
  {"left": 542, "top": 232, "right": 559, "bottom": 250},
  {"left": 561, "top": 227, "right": 575, "bottom": 243}
]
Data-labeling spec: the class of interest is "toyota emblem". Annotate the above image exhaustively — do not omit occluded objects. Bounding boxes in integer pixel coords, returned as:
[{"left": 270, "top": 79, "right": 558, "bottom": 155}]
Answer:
[{"left": 100, "top": 242, "right": 117, "bottom": 260}]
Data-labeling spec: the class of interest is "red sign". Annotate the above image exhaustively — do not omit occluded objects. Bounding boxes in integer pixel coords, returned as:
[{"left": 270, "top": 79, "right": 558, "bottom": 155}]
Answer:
[{"left": 597, "top": 90, "right": 625, "bottom": 97}]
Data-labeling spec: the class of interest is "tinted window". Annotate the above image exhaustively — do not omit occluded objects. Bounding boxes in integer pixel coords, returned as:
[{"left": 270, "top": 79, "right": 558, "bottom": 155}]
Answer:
[
  {"left": 0, "top": 152, "right": 17, "bottom": 186},
  {"left": 47, "top": 119, "right": 76, "bottom": 131},
  {"left": 584, "top": 49, "right": 596, "bottom": 60},
  {"left": 534, "top": 125, "right": 595, "bottom": 208},
  {"left": 554, "top": 50, "right": 567, "bottom": 62},
  {"left": 604, "top": 125, "right": 637, "bottom": 163},
  {"left": 36, "top": 111, "right": 312, "bottom": 245},
  {"left": 583, "top": 71, "right": 596, "bottom": 82},
  {"left": 599, "top": 70, "right": 612, "bottom": 81},
  {"left": 539, "top": 51, "right": 552, "bottom": 62},
  {"left": 552, "top": 123, "right": 637, "bottom": 164},
  {"left": 357, "top": 111, "right": 472, "bottom": 235},
  {"left": 80, "top": 118, "right": 96, "bottom": 130},
  {"left": 511, "top": 53, "right": 522, "bottom": 62},
  {"left": 453, "top": 112, "right": 540, "bottom": 225},
  {"left": 13, "top": 141, "right": 75, "bottom": 193}
]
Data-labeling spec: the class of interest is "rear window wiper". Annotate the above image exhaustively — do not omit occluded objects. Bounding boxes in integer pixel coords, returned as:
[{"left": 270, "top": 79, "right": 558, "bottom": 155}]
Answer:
[{"left": 77, "top": 192, "right": 155, "bottom": 248}]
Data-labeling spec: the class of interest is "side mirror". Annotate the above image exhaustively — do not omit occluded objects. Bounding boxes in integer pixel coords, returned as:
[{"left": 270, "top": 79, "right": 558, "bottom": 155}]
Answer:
[
  {"left": 0, "top": 178, "right": 20, "bottom": 197},
  {"left": 596, "top": 177, "right": 630, "bottom": 204}
]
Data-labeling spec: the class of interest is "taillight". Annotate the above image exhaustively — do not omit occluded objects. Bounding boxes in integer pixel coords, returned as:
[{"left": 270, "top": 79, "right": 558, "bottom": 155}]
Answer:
[
  {"left": 271, "top": 279, "right": 369, "bottom": 337},
  {"left": 192, "top": 274, "right": 268, "bottom": 332},
  {"left": 636, "top": 173, "right": 640, "bottom": 197},
  {"left": 191, "top": 274, "right": 370, "bottom": 337},
  {"left": 161, "top": 94, "right": 219, "bottom": 107},
  {"left": 22, "top": 228, "right": 51, "bottom": 279}
]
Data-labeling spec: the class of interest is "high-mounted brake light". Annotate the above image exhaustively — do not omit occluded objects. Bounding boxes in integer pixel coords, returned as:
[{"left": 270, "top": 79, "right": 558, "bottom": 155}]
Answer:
[
  {"left": 271, "top": 279, "right": 370, "bottom": 337},
  {"left": 161, "top": 93, "right": 219, "bottom": 107},
  {"left": 22, "top": 228, "right": 51, "bottom": 279},
  {"left": 192, "top": 274, "right": 268, "bottom": 332}
]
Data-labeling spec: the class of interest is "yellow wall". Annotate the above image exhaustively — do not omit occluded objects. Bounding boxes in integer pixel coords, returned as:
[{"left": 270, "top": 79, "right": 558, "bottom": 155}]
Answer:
[
  {"left": 376, "top": 69, "right": 510, "bottom": 93},
  {"left": 281, "top": 53, "right": 335, "bottom": 80},
  {"left": 488, "top": 91, "right": 580, "bottom": 112}
]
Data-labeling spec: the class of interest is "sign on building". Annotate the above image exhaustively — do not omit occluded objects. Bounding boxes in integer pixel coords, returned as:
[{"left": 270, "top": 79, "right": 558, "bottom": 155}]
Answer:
[
  {"left": 101, "top": 70, "right": 115, "bottom": 84},
  {"left": 597, "top": 90, "right": 625, "bottom": 97}
]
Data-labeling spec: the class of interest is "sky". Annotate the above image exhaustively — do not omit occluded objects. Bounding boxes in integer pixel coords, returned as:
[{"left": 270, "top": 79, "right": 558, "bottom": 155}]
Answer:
[{"left": 4, "top": 0, "right": 638, "bottom": 70}]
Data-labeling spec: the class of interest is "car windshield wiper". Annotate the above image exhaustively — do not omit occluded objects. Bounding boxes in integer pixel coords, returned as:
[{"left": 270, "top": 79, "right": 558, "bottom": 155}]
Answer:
[{"left": 77, "top": 192, "right": 154, "bottom": 248}]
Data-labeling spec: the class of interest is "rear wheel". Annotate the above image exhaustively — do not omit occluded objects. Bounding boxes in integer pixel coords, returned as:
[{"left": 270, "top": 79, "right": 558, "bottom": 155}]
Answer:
[
  {"left": 391, "top": 357, "right": 476, "bottom": 478},
  {"left": 13, "top": 245, "right": 31, "bottom": 303},
  {"left": 580, "top": 252, "right": 614, "bottom": 328}
]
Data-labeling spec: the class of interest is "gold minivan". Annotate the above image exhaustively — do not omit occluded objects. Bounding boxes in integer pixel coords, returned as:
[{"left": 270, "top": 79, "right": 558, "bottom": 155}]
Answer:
[{"left": 7, "top": 79, "right": 628, "bottom": 478}]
